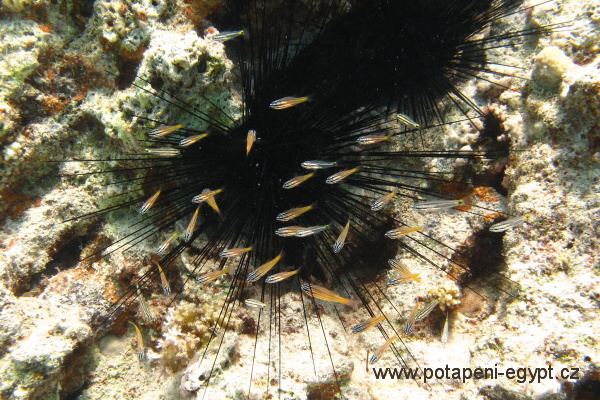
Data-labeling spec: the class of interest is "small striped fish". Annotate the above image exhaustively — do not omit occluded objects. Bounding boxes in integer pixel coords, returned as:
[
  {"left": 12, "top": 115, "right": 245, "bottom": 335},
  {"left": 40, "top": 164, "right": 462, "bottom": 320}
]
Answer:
[
  {"left": 192, "top": 188, "right": 223, "bottom": 203},
  {"left": 333, "top": 220, "right": 350, "bottom": 253},
  {"left": 212, "top": 30, "right": 244, "bottom": 42},
  {"left": 145, "top": 148, "right": 180, "bottom": 157},
  {"left": 371, "top": 192, "right": 395, "bottom": 211},
  {"left": 385, "top": 226, "right": 422, "bottom": 239},
  {"left": 156, "top": 263, "right": 171, "bottom": 295},
  {"left": 276, "top": 204, "right": 314, "bottom": 222},
  {"left": 139, "top": 189, "right": 161, "bottom": 214},
  {"left": 301, "top": 160, "right": 337, "bottom": 170},
  {"left": 397, "top": 113, "right": 420, "bottom": 129},
  {"left": 197, "top": 269, "right": 230, "bottom": 284},
  {"left": 219, "top": 247, "right": 253, "bottom": 258},
  {"left": 295, "top": 225, "right": 329, "bottom": 237},
  {"left": 370, "top": 335, "right": 397, "bottom": 364},
  {"left": 184, "top": 206, "right": 200, "bottom": 242},
  {"left": 244, "top": 298, "right": 266, "bottom": 308},
  {"left": 246, "top": 129, "right": 256, "bottom": 155},
  {"left": 135, "top": 283, "right": 153, "bottom": 322},
  {"left": 414, "top": 299, "right": 439, "bottom": 322},
  {"left": 301, "top": 284, "right": 360, "bottom": 309},
  {"left": 404, "top": 301, "right": 420, "bottom": 335},
  {"left": 282, "top": 173, "right": 314, "bottom": 189},
  {"left": 247, "top": 251, "right": 283, "bottom": 283},
  {"left": 489, "top": 214, "right": 531, "bottom": 232},
  {"left": 413, "top": 198, "right": 466, "bottom": 211},
  {"left": 129, "top": 322, "right": 146, "bottom": 360},
  {"left": 350, "top": 315, "right": 386, "bottom": 333},
  {"left": 157, "top": 232, "right": 177, "bottom": 255},
  {"left": 202, "top": 189, "right": 222, "bottom": 215},
  {"left": 148, "top": 124, "right": 182, "bottom": 138},
  {"left": 275, "top": 226, "right": 304, "bottom": 237},
  {"left": 356, "top": 135, "right": 390, "bottom": 145},
  {"left": 179, "top": 133, "right": 208, "bottom": 147},
  {"left": 269, "top": 96, "right": 310, "bottom": 110},
  {"left": 441, "top": 311, "right": 449, "bottom": 344},
  {"left": 265, "top": 268, "right": 301, "bottom": 283},
  {"left": 387, "top": 259, "right": 421, "bottom": 286},
  {"left": 325, "top": 167, "right": 359, "bottom": 184}
]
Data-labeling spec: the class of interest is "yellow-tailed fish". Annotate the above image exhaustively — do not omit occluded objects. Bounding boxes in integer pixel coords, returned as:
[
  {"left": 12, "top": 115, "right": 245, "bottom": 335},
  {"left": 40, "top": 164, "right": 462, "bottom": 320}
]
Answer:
[
  {"left": 202, "top": 188, "right": 222, "bottom": 216},
  {"left": 396, "top": 113, "right": 420, "bottom": 129},
  {"left": 385, "top": 226, "right": 422, "bottom": 239},
  {"left": 145, "top": 148, "right": 180, "bottom": 157},
  {"left": 139, "top": 189, "right": 161, "bottom": 214},
  {"left": 414, "top": 299, "right": 439, "bottom": 322},
  {"left": 265, "top": 267, "right": 301, "bottom": 283},
  {"left": 135, "top": 283, "right": 153, "bottom": 321},
  {"left": 148, "top": 124, "right": 182, "bottom": 138},
  {"left": 441, "top": 311, "right": 449, "bottom": 344},
  {"left": 197, "top": 269, "right": 230, "bottom": 284},
  {"left": 404, "top": 301, "right": 420, "bottom": 335},
  {"left": 325, "top": 167, "right": 360, "bottom": 184},
  {"left": 276, "top": 204, "right": 314, "bottom": 222},
  {"left": 247, "top": 250, "right": 284, "bottom": 283},
  {"left": 184, "top": 206, "right": 200, "bottom": 242},
  {"left": 192, "top": 188, "right": 223, "bottom": 203},
  {"left": 156, "top": 263, "right": 171, "bottom": 294},
  {"left": 333, "top": 220, "right": 350, "bottom": 253},
  {"left": 371, "top": 192, "right": 395, "bottom": 211},
  {"left": 369, "top": 335, "right": 397, "bottom": 364},
  {"left": 269, "top": 96, "right": 310, "bottom": 110},
  {"left": 179, "top": 133, "right": 208, "bottom": 147},
  {"left": 275, "top": 226, "right": 304, "bottom": 237},
  {"left": 157, "top": 232, "right": 177, "bottom": 255},
  {"left": 356, "top": 134, "right": 390, "bottom": 146},
  {"left": 295, "top": 224, "right": 329, "bottom": 237},
  {"left": 129, "top": 322, "right": 146, "bottom": 360},
  {"left": 246, "top": 129, "right": 256, "bottom": 155},
  {"left": 387, "top": 259, "right": 421, "bottom": 286},
  {"left": 212, "top": 30, "right": 244, "bottom": 42},
  {"left": 387, "top": 259, "right": 408, "bottom": 272},
  {"left": 219, "top": 246, "right": 253, "bottom": 258},
  {"left": 301, "top": 160, "right": 337, "bottom": 170},
  {"left": 301, "top": 283, "right": 360, "bottom": 309},
  {"left": 350, "top": 315, "right": 386, "bottom": 333},
  {"left": 413, "top": 198, "right": 467, "bottom": 211},
  {"left": 282, "top": 173, "right": 314, "bottom": 189},
  {"left": 489, "top": 214, "right": 532, "bottom": 232},
  {"left": 387, "top": 274, "right": 421, "bottom": 286},
  {"left": 244, "top": 298, "right": 266, "bottom": 308}
]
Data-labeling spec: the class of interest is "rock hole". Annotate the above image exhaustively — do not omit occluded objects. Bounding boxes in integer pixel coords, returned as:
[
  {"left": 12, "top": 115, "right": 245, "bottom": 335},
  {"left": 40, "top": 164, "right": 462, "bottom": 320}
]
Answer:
[
  {"left": 61, "top": 381, "right": 90, "bottom": 400},
  {"left": 197, "top": 54, "right": 209, "bottom": 73},
  {"left": 18, "top": 95, "right": 48, "bottom": 126},
  {"left": 562, "top": 369, "right": 600, "bottom": 400},
  {"left": 20, "top": 226, "right": 98, "bottom": 296},
  {"left": 116, "top": 58, "right": 142, "bottom": 90},
  {"left": 150, "top": 75, "right": 164, "bottom": 91},
  {"left": 473, "top": 109, "right": 510, "bottom": 197},
  {"left": 450, "top": 227, "right": 507, "bottom": 316}
]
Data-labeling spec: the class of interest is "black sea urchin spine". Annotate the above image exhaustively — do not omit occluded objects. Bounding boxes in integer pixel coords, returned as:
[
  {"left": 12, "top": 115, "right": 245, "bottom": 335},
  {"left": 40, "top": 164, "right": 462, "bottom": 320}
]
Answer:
[{"left": 61, "top": 0, "right": 557, "bottom": 398}]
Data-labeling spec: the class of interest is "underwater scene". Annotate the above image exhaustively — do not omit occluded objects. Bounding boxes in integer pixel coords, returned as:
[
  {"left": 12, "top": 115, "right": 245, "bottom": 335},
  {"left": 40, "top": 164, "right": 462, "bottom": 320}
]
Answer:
[{"left": 0, "top": 0, "right": 598, "bottom": 399}]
